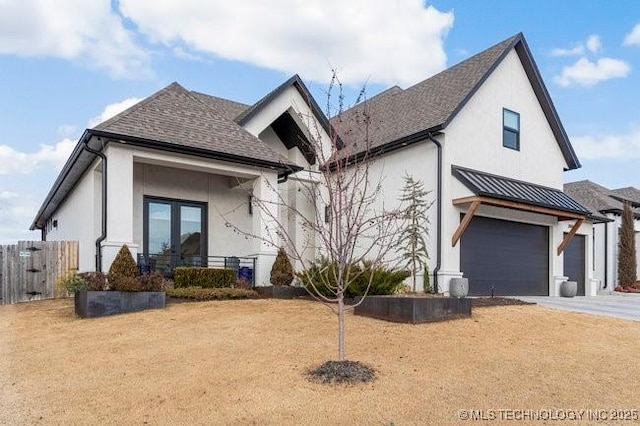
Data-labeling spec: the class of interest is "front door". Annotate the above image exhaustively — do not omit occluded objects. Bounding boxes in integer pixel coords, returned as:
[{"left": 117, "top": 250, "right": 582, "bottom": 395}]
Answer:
[{"left": 144, "top": 197, "right": 207, "bottom": 273}]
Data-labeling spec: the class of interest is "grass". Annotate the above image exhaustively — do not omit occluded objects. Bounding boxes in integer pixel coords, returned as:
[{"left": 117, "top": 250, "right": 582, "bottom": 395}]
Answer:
[{"left": 1, "top": 298, "right": 639, "bottom": 425}]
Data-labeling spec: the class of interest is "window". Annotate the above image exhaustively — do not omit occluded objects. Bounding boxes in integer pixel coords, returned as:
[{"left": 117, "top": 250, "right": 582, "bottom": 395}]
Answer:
[{"left": 503, "top": 109, "right": 520, "bottom": 150}]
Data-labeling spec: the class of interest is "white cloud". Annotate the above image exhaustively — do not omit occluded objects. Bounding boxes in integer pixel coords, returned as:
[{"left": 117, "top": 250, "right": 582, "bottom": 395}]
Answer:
[
  {"left": 551, "top": 45, "right": 584, "bottom": 57},
  {"left": 88, "top": 98, "right": 143, "bottom": 128},
  {"left": 586, "top": 35, "right": 601, "bottom": 53},
  {"left": 554, "top": 57, "right": 630, "bottom": 87},
  {"left": 119, "top": 0, "right": 454, "bottom": 86},
  {"left": 572, "top": 129, "right": 640, "bottom": 159},
  {"left": 0, "top": 139, "right": 76, "bottom": 175},
  {"left": 0, "top": 0, "right": 150, "bottom": 78},
  {"left": 551, "top": 34, "right": 601, "bottom": 57},
  {"left": 623, "top": 23, "right": 640, "bottom": 46},
  {"left": 0, "top": 192, "right": 41, "bottom": 243}
]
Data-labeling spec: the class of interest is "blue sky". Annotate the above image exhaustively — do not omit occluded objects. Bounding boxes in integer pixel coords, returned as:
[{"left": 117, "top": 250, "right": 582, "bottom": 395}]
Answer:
[{"left": 1, "top": 0, "right": 639, "bottom": 243}]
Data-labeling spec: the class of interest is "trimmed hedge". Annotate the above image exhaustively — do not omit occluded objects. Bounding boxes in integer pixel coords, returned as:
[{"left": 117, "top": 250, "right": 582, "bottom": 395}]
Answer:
[
  {"left": 167, "top": 287, "right": 259, "bottom": 300},
  {"left": 173, "top": 267, "right": 236, "bottom": 288}
]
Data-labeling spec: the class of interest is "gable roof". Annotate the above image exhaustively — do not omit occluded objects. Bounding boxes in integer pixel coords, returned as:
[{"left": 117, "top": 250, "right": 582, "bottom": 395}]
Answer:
[
  {"left": 93, "top": 82, "right": 291, "bottom": 166},
  {"left": 235, "top": 74, "right": 343, "bottom": 148},
  {"left": 332, "top": 33, "right": 580, "bottom": 170},
  {"left": 564, "top": 180, "right": 640, "bottom": 217}
]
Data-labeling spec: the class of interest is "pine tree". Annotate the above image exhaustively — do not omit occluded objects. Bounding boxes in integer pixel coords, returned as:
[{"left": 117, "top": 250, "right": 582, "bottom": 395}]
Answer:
[
  {"left": 397, "top": 174, "right": 433, "bottom": 292},
  {"left": 618, "top": 202, "right": 637, "bottom": 287},
  {"left": 270, "top": 247, "right": 294, "bottom": 286}
]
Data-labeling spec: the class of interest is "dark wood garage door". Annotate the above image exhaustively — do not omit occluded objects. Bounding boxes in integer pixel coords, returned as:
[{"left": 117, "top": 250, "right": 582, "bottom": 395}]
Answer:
[
  {"left": 563, "top": 234, "right": 585, "bottom": 296},
  {"left": 460, "top": 216, "right": 549, "bottom": 296}
]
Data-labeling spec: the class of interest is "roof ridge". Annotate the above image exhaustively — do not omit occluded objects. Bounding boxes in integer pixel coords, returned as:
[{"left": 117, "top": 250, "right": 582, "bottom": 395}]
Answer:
[{"left": 94, "top": 82, "right": 184, "bottom": 131}]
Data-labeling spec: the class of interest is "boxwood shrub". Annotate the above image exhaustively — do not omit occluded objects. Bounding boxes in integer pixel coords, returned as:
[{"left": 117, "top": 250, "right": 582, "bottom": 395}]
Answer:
[
  {"left": 173, "top": 267, "right": 236, "bottom": 288},
  {"left": 167, "top": 287, "right": 259, "bottom": 300}
]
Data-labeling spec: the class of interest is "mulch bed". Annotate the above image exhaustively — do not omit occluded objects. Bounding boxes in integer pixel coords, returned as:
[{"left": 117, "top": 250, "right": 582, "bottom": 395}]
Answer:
[
  {"left": 471, "top": 297, "right": 535, "bottom": 307},
  {"left": 306, "top": 360, "right": 376, "bottom": 384}
]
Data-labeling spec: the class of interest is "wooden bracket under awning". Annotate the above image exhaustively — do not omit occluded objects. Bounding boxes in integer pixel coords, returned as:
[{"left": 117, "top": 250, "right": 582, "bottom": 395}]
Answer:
[{"left": 451, "top": 196, "right": 587, "bottom": 255}]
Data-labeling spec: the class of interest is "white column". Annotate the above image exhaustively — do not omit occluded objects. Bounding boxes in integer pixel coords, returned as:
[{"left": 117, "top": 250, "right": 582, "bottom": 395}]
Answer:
[
  {"left": 101, "top": 144, "right": 138, "bottom": 272},
  {"left": 250, "top": 172, "right": 279, "bottom": 286}
]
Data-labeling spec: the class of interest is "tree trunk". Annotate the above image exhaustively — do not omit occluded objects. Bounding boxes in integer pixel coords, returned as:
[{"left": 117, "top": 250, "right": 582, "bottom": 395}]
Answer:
[{"left": 338, "top": 294, "right": 345, "bottom": 361}]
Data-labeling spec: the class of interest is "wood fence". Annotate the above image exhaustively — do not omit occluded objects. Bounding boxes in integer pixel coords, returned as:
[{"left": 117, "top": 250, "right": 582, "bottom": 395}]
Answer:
[{"left": 0, "top": 241, "right": 78, "bottom": 305}]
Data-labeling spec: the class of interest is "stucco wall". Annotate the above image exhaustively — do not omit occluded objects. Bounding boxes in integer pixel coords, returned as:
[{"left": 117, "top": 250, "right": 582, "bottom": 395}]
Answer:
[{"left": 45, "top": 162, "right": 101, "bottom": 272}]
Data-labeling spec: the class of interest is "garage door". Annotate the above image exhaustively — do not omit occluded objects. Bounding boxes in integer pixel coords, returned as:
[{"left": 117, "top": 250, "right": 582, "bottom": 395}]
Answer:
[
  {"left": 460, "top": 216, "right": 549, "bottom": 296},
  {"left": 563, "top": 234, "right": 585, "bottom": 296}
]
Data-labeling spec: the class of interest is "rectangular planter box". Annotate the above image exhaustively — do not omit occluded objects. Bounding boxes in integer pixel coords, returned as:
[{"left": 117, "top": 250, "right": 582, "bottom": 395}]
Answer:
[
  {"left": 254, "top": 286, "right": 308, "bottom": 299},
  {"left": 354, "top": 296, "right": 471, "bottom": 324},
  {"left": 75, "top": 291, "right": 166, "bottom": 318}
]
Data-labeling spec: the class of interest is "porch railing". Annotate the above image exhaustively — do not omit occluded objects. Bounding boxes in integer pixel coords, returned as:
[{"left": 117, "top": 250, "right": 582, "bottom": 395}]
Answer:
[{"left": 137, "top": 254, "right": 257, "bottom": 287}]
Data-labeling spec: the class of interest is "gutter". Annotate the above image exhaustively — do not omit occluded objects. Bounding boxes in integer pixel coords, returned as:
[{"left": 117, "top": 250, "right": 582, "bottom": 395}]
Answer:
[{"left": 82, "top": 134, "right": 107, "bottom": 273}]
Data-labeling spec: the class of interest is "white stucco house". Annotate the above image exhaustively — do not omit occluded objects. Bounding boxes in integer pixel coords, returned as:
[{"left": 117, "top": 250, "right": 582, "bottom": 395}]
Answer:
[
  {"left": 32, "top": 32, "right": 595, "bottom": 296},
  {"left": 564, "top": 181, "right": 640, "bottom": 292}
]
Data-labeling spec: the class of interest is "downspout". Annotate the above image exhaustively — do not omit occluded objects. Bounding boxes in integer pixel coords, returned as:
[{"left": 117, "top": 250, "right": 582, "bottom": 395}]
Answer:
[
  {"left": 603, "top": 222, "right": 608, "bottom": 289},
  {"left": 426, "top": 133, "right": 442, "bottom": 293},
  {"left": 82, "top": 135, "right": 107, "bottom": 272}
]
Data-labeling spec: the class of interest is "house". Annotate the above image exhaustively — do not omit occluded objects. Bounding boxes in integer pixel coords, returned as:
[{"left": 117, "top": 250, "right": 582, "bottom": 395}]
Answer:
[
  {"left": 564, "top": 180, "right": 640, "bottom": 291},
  {"left": 32, "top": 32, "right": 593, "bottom": 295}
]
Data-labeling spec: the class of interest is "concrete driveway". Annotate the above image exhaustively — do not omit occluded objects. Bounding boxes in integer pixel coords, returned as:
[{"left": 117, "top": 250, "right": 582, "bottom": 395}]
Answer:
[{"left": 517, "top": 294, "right": 640, "bottom": 321}]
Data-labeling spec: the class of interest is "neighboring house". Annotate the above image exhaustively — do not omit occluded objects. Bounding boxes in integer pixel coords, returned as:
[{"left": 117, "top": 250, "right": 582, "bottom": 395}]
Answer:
[
  {"left": 564, "top": 180, "right": 640, "bottom": 291},
  {"left": 32, "top": 32, "right": 593, "bottom": 295}
]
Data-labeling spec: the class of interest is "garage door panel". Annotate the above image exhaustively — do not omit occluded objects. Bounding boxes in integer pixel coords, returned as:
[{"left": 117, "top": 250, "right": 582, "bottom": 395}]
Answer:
[{"left": 460, "top": 216, "right": 549, "bottom": 296}]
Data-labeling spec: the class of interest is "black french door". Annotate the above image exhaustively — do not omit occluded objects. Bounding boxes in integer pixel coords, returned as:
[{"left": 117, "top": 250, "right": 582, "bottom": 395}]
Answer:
[{"left": 143, "top": 197, "right": 207, "bottom": 270}]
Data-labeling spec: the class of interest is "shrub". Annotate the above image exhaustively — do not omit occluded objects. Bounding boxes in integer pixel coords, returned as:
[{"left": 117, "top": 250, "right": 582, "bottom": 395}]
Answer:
[
  {"left": 166, "top": 287, "right": 259, "bottom": 300},
  {"left": 233, "top": 278, "right": 252, "bottom": 290},
  {"left": 138, "top": 272, "right": 167, "bottom": 292},
  {"left": 58, "top": 271, "right": 86, "bottom": 293},
  {"left": 270, "top": 247, "right": 294, "bottom": 286},
  {"left": 110, "top": 276, "right": 143, "bottom": 292},
  {"left": 78, "top": 272, "right": 108, "bottom": 291},
  {"left": 297, "top": 257, "right": 410, "bottom": 298},
  {"left": 618, "top": 202, "right": 637, "bottom": 287},
  {"left": 108, "top": 245, "right": 138, "bottom": 281},
  {"left": 173, "top": 267, "right": 235, "bottom": 288}
]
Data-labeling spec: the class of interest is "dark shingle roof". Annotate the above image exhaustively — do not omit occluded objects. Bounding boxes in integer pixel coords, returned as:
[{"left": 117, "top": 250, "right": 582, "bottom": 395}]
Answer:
[
  {"left": 610, "top": 187, "right": 640, "bottom": 207},
  {"left": 453, "top": 166, "right": 590, "bottom": 216},
  {"left": 564, "top": 181, "right": 640, "bottom": 217},
  {"left": 94, "top": 82, "right": 291, "bottom": 166},
  {"left": 189, "top": 91, "right": 248, "bottom": 121},
  {"left": 332, "top": 33, "right": 580, "bottom": 170}
]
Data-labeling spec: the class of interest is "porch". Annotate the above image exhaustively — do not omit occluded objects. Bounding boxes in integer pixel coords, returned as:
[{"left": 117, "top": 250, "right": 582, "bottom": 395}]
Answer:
[{"left": 137, "top": 253, "right": 257, "bottom": 286}]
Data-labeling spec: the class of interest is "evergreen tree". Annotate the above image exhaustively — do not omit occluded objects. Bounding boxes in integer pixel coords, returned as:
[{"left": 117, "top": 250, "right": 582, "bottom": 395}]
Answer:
[
  {"left": 270, "top": 247, "right": 294, "bottom": 286},
  {"left": 397, "top": 174, "right": 433, "bottom": 292},
  {"left": 618, "top": 202, "right": 637, "bottom": 287}
]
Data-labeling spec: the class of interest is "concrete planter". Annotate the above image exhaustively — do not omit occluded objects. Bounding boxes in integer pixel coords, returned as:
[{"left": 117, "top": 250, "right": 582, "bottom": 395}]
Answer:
[
  {"left": 354, "top": 296, "right": 472, "bottom": 324},
  {"left": 560, "top": 281, "right": 577, "bottom": 298},
  {"left": 74, "top": 291, "right": 165, "bottom": 318},
  {"left": 449, "top": 278, "right": 469, "bottom": 298},
  {"left": 254, "top": 286, "right": 308, "bottom": 299}
]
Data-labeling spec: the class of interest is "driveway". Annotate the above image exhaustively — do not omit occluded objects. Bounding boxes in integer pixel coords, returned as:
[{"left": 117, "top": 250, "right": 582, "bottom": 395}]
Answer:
[{"left": 517, "top": 294, "right": 640, "bottom": 321}]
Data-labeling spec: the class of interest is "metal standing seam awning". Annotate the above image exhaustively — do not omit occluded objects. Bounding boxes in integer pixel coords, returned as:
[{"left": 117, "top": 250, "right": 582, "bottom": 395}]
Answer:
[{"left": 451, "top": 166, "right": 592, "bottom": 255}]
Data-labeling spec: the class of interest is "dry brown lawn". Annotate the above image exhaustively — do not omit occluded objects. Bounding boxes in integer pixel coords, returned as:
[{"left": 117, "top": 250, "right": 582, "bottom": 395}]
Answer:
[{"left": 1, "top": 298, "right": 639, "bottom": 425}]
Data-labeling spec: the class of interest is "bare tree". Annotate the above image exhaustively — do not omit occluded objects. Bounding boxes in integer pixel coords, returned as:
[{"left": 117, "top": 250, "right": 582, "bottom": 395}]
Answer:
[{"left": 225, "top": 73, "right": 407, "bottom": 365}]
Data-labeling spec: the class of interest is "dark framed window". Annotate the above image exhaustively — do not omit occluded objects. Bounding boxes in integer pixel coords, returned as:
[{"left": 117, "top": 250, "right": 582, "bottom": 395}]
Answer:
[
  {"left": 143, "top": 196, "right": 208, "bottom": 270},
  {"left": 503, "top": 108, "right": 520, "bottom": 150}
]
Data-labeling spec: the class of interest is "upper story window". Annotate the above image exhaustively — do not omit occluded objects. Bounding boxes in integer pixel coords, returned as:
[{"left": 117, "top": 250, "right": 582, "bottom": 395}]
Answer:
[{"left": 503, "top": 108, "right": 520, "bottom": 150}]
